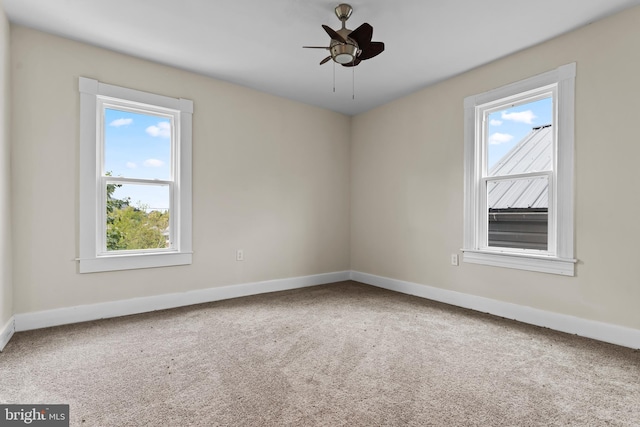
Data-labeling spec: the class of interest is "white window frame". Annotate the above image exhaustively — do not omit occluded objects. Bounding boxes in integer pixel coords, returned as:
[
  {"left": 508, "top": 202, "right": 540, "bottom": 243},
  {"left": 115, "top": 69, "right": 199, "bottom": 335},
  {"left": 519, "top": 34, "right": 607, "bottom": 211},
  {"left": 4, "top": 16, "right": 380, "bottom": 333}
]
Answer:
[
  {"left": 463, "top": 63, "right": 576, "bottom": 276},
  {"left": 78, "top": 77, "right": 193, "bottom": 273}
]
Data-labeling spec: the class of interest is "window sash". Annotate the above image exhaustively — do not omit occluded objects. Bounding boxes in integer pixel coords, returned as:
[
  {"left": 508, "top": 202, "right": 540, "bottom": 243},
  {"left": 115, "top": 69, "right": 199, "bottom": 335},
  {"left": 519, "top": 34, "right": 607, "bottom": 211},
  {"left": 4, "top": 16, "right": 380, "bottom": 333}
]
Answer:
[
  {"left": 475, "top": 86, "right": 557, "bottom": 255},
  {"left": 97, "top": 98, "right": 179, "bottom": 257},
  {"left": 99, "top": 177, "right": 175, "bottom": 255},
  {"left": 479, "top": 171, "right": 554, "bottom": 255},
  {"left": 480, "top": 86, "right": 557, "bottom": 177},
  {"left": 98, "top": 98, "right": 178, "bottom": 181}
]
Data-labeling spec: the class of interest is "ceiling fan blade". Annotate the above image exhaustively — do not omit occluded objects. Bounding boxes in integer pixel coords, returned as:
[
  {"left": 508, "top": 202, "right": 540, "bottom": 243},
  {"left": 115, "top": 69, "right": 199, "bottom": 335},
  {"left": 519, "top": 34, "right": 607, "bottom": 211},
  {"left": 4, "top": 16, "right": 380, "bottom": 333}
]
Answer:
[
  {"left": 303, "top": 46, "right": 330, "bottom": 49},
  {"left": 348, "top": 23, "right": 373, "bottom": 49},
  {"left": 359, "top": 41, "right": 384, "bottom": 60},
  {"left": 322, "top": 24, "right": 346, "bottom": 44},
  {"left": 341, "top": 58, "right": 361, "bottom": 67},
  {"left": 320, "top": 56, "right": 332, "bottom": 65}
]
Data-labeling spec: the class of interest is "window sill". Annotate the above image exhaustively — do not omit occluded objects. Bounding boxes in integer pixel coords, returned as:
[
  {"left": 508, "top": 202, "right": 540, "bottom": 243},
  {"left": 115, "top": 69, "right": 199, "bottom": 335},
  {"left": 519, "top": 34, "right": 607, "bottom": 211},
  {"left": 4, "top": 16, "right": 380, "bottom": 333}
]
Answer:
[
  {"left": 78, "top": 251, "right": 192, "bottom": 273},
  {"left": 462, "top": 249, "right": 576, "bottom": 276}
]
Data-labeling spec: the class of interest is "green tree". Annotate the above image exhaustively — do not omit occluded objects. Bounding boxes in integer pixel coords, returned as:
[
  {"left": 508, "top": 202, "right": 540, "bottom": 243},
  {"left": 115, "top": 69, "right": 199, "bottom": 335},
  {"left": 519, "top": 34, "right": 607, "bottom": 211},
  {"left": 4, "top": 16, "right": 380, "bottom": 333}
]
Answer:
[
  {"left": 105, "top": 172, "right": 169, "bottom": 251},
  {"left": 106, "top": 179, "right": 130, "bottom": 251},
  {"left": 111, "top": 205, "right": 169, "bottom": 250}
]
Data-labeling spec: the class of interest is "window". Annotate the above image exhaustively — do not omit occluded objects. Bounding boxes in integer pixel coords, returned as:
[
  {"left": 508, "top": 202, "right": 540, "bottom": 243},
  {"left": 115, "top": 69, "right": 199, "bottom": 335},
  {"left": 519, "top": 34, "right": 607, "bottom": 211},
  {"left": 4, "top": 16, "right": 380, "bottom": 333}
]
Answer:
[
  {"left": 78, "top": 78, "right": 193, "bottom": 273},
  {"left": 463, "top": 63, "right": 576, "bottom": 276}
]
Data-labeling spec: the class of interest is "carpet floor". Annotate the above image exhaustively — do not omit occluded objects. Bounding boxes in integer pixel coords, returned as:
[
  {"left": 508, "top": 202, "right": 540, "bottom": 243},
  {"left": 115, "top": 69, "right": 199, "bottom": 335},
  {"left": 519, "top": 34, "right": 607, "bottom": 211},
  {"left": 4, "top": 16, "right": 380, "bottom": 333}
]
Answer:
[{"left": 1, "top": 281, "right": 639, "bottom": 426}]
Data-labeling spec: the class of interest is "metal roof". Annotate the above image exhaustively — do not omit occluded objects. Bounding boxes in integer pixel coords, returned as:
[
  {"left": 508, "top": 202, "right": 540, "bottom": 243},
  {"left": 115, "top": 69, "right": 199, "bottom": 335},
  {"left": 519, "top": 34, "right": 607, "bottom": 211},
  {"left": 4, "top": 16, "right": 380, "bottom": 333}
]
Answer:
[{"left": 488, "top": 125, "right": 552, "bottom": 210}]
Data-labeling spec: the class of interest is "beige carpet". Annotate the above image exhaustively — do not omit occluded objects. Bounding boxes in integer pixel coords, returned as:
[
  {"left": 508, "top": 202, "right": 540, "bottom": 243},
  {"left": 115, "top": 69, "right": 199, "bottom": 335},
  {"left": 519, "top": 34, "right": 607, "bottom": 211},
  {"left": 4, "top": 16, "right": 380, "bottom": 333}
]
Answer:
[{"left": 1, "top": 281, "right": 639, "bottom": 426}]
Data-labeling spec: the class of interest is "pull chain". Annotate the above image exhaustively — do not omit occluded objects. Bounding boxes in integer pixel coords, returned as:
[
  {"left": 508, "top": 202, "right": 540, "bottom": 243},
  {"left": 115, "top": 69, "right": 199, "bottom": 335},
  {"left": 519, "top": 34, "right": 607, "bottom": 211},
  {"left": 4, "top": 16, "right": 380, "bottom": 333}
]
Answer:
[
  {"left": 352, "top": 63, "right": 355, "bottom": 100},
  {"left": 333, "top": 61, "right": 336, "bottom": 93}
]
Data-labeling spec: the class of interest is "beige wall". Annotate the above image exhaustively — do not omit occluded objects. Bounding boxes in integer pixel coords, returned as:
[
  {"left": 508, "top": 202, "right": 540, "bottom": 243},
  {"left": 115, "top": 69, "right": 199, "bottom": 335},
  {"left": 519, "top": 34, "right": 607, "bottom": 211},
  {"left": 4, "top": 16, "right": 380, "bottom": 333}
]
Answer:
[
  {"left": 351, "top": 6, "right": 640, "bottom": 330},
  {"left": 0, "top": 0, "right": 12, "bottom": 327},
  {"left": 7, "top": 6, "right": 640, "bottom": 334},
  {"left": 10, "top": 25, "right": 351, "bottom": 313}
]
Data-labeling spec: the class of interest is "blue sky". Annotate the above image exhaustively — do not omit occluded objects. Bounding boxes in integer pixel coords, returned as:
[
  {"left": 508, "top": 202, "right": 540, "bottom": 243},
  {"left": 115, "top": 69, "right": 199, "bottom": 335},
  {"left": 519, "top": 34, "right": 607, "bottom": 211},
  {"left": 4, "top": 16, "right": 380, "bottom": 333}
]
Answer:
[
  {"left": 104, "top": 108, "right": 172, "bottom": 211},
  {"left": 486, "top": 97, "right": 552, "bottom": 170}
]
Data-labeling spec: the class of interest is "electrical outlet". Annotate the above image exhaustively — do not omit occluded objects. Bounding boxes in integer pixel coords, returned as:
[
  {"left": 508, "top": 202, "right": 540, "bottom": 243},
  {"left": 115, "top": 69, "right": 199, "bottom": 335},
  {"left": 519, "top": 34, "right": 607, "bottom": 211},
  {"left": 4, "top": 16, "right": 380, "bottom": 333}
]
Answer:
[
  {"left": 236, "top": 249, "right": 244, "bottom": 261},
  {"left": 451, "top": 254, "right": 459, "bottom": 266}
]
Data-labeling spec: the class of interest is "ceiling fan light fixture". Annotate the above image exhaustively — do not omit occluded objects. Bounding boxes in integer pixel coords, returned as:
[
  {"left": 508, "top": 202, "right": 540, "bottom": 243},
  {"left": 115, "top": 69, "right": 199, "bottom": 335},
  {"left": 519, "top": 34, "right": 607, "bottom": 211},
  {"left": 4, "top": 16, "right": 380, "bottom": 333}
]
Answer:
[
  {"left": 331, "top": 43, "right": 357, "bottom": 64},
  {"left": 335, "top": 54, "right": 354, "bottom": 64}
]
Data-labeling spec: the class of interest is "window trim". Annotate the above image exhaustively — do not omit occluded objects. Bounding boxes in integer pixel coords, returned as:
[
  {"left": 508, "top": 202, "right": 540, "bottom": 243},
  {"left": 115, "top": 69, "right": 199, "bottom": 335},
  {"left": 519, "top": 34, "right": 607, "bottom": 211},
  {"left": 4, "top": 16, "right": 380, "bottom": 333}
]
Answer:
[
  {"left": 462, "top": 63, "right": 576, "bottom": 276},
  {"left": 78, "top": 77, "right": 193, "bottom": 273}
]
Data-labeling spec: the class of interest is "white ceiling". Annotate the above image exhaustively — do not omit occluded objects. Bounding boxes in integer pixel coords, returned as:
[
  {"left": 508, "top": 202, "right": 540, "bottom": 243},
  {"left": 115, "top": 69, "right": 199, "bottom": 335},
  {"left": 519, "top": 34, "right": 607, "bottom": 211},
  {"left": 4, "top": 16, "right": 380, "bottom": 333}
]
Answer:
[{"left": 4, "top": 0, "right": 640, "bottom": 115}]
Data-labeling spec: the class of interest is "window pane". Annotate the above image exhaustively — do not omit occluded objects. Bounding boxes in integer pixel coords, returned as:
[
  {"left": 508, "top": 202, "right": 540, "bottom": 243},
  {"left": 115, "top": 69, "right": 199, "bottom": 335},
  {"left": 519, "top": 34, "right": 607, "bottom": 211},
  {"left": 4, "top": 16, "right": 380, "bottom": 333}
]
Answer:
[
  {"left": 487, "top": 176, "right": 548, "bottom": 250},
  {"left": 104, "top": 108, "right": 172, "bottom": 180},
  {"left": 487, "top": 97, "right": 553, "bottom": 176},
  {"left": 106, "top": 183, "right": 170, "bottom": 251}
]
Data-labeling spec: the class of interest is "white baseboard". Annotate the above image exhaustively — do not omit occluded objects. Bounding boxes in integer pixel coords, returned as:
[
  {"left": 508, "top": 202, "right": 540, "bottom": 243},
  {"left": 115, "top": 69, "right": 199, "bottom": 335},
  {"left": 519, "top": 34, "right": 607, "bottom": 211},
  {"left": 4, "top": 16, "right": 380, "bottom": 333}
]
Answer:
[
  {"left": 350, "top": 271, "right": 640, "bottom": 350},
  {"left": 10, "top": 270, "right": 640, "bottom": 350},
  {"left": 0, "top": 316, "right": 15, "bottom": 352},
  {"left": 14, "top": 271, "right": 351, "bottom": 332}
]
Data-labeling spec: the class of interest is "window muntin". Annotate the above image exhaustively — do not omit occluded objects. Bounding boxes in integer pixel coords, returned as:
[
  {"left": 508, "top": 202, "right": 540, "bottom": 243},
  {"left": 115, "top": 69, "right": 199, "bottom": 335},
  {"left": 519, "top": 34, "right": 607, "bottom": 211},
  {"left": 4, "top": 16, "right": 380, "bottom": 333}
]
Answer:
[{"left": 462, "top": 63, "right": 576, "bottom": 276}]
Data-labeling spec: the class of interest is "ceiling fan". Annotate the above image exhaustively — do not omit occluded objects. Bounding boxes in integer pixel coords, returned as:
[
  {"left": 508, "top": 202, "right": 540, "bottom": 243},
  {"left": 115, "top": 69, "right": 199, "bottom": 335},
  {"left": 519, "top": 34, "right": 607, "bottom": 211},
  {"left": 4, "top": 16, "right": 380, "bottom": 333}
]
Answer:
[{"left": 303, "top": 3, "right": 385, "bottom": 67}]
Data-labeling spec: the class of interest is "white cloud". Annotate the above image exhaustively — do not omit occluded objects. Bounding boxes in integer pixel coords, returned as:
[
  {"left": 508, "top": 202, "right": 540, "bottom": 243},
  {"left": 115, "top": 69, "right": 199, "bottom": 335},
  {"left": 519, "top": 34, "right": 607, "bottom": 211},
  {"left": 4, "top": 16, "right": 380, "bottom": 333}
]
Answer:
[
  {"left": 490, "top": 119, "right": 503, "bottom": 126},
  {"left": 144, "top": 158, "right": 165, "bottom": 167},
  {"left": 145, "top": 121, "right": 171, "bottom": 138},
  {"left": 109, "top": 118, "right": 133, "bottom": 127},
  {"left": 501, "top": 110, "right": 536, "bottom": 124},
  {"left": 126, "top": 162, "right": 137, "bottom": 169},
  {"left": 489, "top": 132, "right": 514, "bottom": 145}
]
